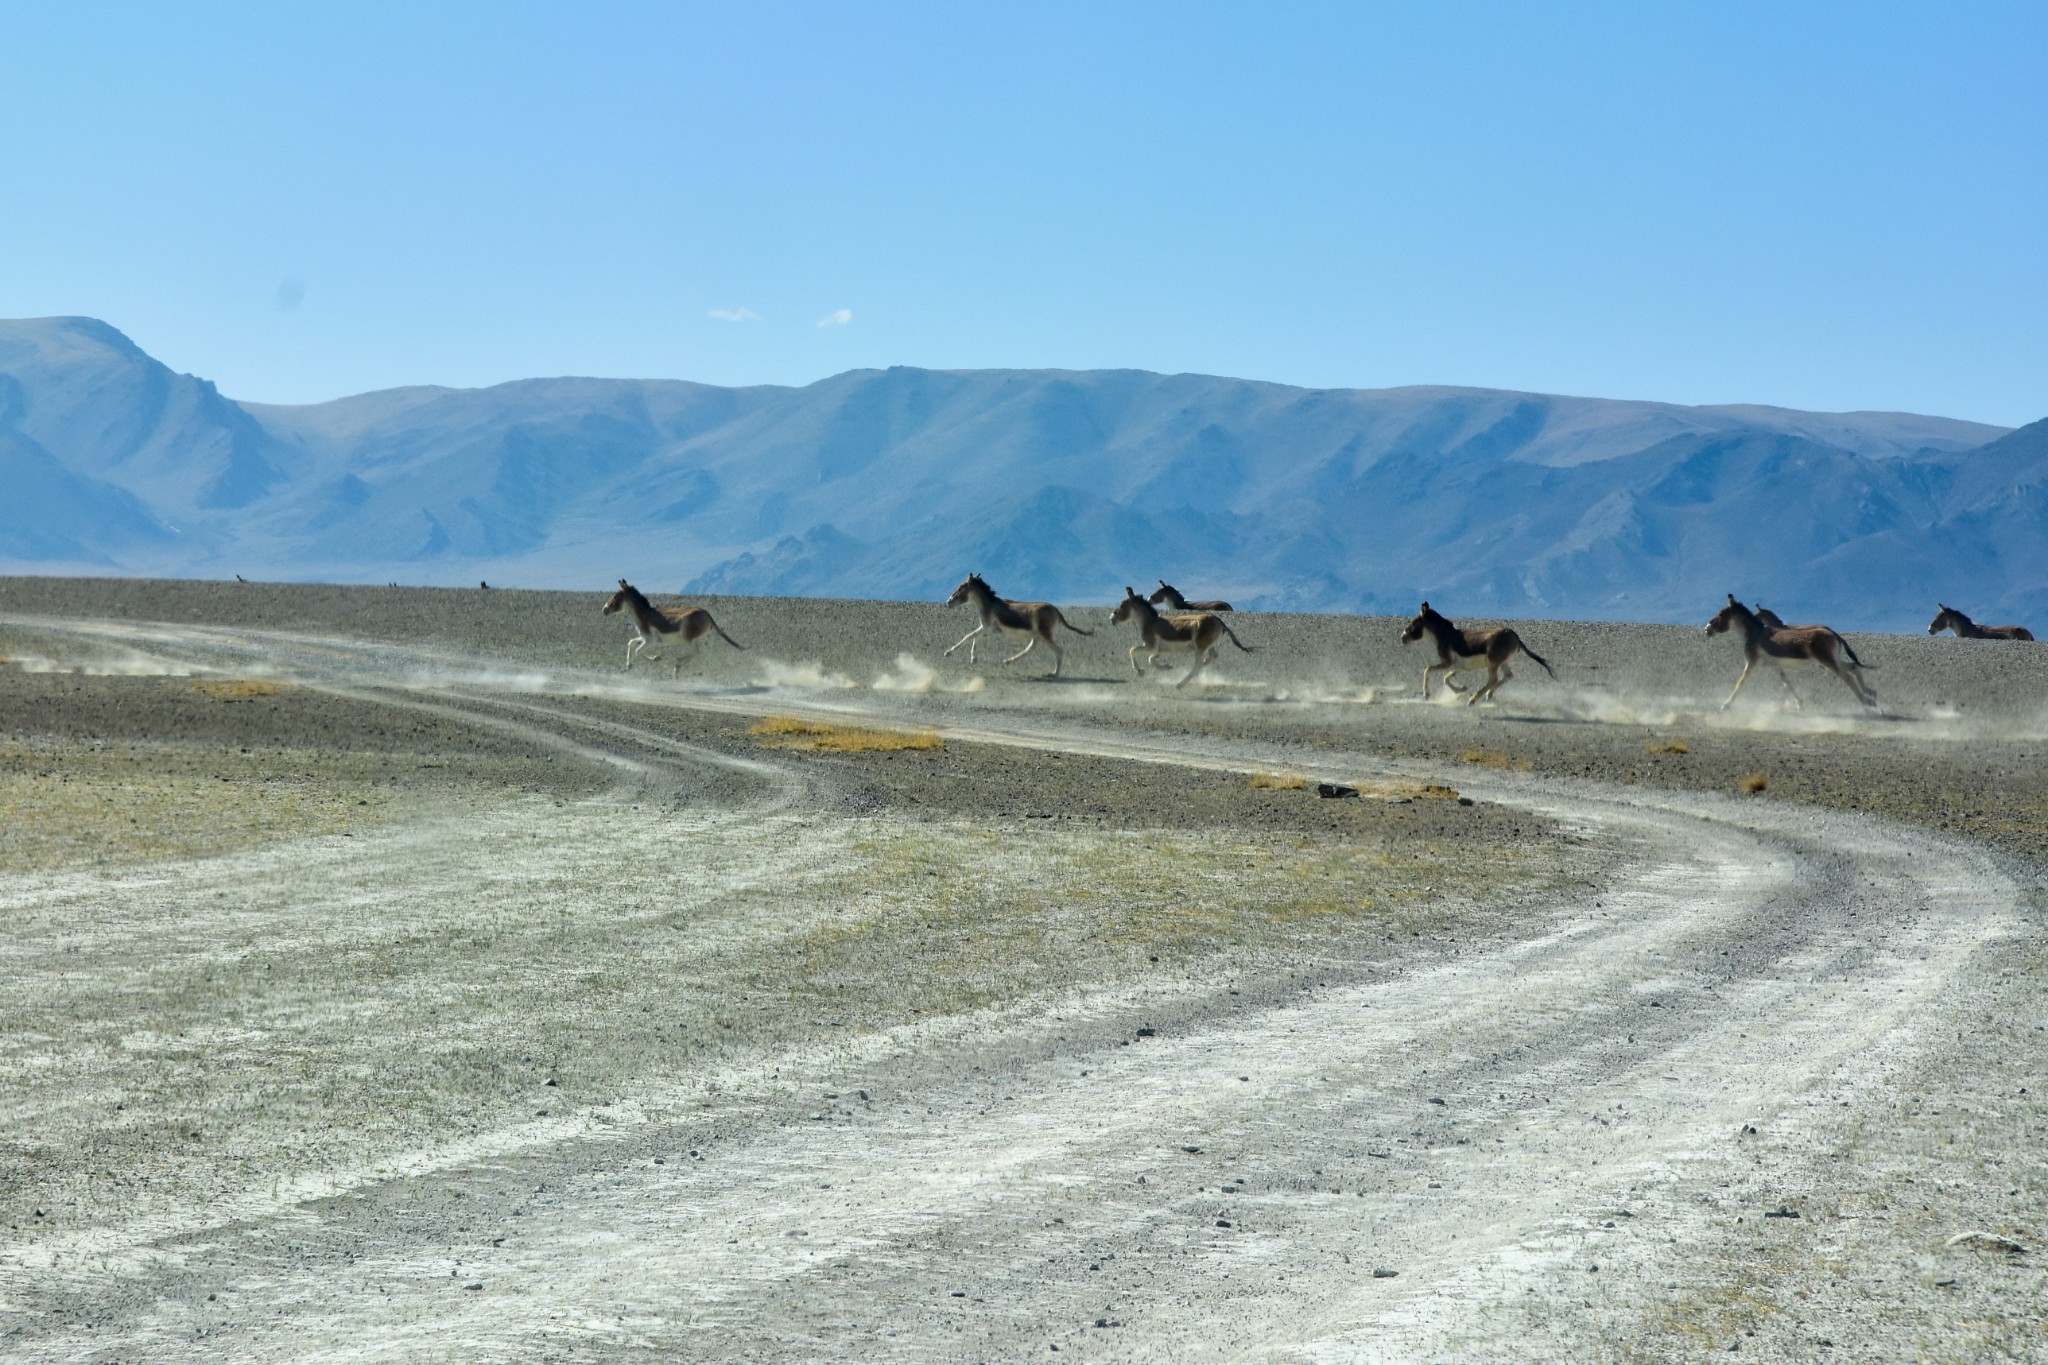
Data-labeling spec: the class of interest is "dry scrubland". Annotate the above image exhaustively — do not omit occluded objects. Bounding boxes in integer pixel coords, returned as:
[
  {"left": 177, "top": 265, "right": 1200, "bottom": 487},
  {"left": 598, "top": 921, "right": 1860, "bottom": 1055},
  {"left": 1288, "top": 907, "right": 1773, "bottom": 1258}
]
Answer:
[{"left": 0, "top": 577, "right": 2043, "bottom": 1362}]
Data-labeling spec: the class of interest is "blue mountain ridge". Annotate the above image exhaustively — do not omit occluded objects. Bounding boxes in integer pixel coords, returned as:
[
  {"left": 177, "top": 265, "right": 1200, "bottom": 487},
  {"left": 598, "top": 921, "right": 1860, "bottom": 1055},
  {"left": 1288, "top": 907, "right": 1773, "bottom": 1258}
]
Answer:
[{"left": 1, "top": 315, "right": 2038, "bottom": 631}]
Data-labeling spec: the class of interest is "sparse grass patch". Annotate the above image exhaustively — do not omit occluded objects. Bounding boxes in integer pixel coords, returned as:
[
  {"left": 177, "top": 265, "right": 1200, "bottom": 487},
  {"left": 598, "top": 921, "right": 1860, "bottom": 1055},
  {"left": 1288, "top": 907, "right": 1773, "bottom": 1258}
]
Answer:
[
  {"left": 189, "top": 679, "right": 286, "bottom": 699},
  {"left": 777, "top": 818, "right": 1538, "bottom": 1017},
  {"left": 750, "top": 714, "right": 823, "bottom": 736},
  {"left": 0, "top": 735, "right": 539, "bottom": 872},
  {"left": 750, "top": 714, "right": 943, "bottom": 752},
  {"left": 1739, "top": 771, "right": 1769, "bottom": 794},
  {"left": 1645, "top": 739, "right": 1690, "bottom": 755},
  {"left": 1363, "top": 782, "right": 1466, "bottom": 802},
  {"left": 1249, "top": 770, "right": 1307, "bottom": 790},
  {"left": 1459, "top": 748, "right": 1532, "bottom": 771}
]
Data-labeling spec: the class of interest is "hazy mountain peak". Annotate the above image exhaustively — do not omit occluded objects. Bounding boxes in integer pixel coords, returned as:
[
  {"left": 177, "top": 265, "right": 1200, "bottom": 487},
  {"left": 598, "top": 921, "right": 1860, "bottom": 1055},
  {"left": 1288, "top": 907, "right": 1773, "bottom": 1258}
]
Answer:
[{"left": 0, "top": 316, "right": 2038, "bottom": 629}]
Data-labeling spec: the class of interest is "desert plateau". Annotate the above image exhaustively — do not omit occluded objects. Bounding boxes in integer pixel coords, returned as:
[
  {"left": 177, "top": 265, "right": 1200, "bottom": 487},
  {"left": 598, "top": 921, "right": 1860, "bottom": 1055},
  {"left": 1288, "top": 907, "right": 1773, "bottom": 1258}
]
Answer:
[{"left": 0, "top": 576, "right": 2041, "bottom": 1362}]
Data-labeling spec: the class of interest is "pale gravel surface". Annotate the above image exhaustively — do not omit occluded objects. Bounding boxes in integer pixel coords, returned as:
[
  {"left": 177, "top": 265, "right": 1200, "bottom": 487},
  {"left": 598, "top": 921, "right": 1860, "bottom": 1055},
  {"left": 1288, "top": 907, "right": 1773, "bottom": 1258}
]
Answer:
[{"left": 0, "top": 578, "right": 2044, "bottom": 1362}]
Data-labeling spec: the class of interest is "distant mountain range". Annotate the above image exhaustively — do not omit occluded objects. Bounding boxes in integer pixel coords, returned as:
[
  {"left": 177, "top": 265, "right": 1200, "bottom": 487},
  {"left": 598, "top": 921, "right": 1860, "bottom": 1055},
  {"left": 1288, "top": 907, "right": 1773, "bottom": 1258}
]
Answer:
[{"left": 2, "top": 314, "right": 2042, "bottom": 630}]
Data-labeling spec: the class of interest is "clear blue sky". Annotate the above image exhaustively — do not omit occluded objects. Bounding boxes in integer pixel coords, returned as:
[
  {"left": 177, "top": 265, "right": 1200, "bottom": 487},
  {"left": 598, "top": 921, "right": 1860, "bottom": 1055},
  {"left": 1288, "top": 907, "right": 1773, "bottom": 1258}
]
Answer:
[{"left": 2, "top": 2, "right": 2041, "bottom": 424}]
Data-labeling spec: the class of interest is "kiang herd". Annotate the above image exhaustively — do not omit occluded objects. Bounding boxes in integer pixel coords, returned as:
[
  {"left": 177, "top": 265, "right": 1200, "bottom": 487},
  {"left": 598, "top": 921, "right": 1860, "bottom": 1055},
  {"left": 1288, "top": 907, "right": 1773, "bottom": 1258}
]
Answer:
[{"left": 601, "top": 577, "right": 2035, "bottom": 711}]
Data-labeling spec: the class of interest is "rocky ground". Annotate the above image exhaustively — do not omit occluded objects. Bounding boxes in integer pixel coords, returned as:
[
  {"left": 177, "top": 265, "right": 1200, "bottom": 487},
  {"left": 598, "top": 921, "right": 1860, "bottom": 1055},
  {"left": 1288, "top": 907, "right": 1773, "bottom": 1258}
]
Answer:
[{"left": 0, "top": 577, "right": 2042, "bottom": 1362}]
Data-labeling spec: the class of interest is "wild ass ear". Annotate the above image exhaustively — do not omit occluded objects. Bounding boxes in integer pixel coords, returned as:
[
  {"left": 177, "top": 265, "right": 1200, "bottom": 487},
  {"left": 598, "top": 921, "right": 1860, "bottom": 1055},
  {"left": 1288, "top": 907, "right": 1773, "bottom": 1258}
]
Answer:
[
  {"left": 619, "top": 578, "right": 629, "bottom": 588},
  {"left": 1419, "top": 601, "right": 1430, "bottom": 612},
  {"left": 1727, "top": 593, "right": 1738, "bottom": 605}
]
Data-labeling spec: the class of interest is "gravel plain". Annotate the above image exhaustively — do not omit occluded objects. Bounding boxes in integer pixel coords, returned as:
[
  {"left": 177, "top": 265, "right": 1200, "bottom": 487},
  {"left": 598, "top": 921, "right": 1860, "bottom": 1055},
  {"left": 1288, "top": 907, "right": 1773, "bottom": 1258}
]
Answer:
[{"left": 0, "top": 576, "right": 2043, "bottom": 1362}]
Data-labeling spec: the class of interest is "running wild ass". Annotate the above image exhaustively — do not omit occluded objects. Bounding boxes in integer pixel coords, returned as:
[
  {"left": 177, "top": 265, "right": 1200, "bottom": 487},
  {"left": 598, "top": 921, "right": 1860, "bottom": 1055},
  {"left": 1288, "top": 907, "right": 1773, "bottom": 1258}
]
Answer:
[
  {"left": 1706, "top": 594, "right": 1874, "bottom": 709},
  {"left": 1148, "top": 580, "right": 1234, "bottom": 613},
  {"left": 1400, "top": 602, "right": 1556, "bottom": 704},
  {"left": 1111, "top": 586, "right": 1252, "bottom": 687},
  {"left": 944, "top": 574, "right": 1093, "bottom": 677},
  {"left": 1928, "top": 604, "right": 2035, "bottom": 641},
  {"left": 602, "top": 580, "right": 745, "bottom": 673}
]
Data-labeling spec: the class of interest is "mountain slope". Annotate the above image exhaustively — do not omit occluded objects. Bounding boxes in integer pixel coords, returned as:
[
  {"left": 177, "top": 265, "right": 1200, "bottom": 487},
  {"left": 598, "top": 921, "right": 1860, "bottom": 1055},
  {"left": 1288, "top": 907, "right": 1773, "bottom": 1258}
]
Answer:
[
  {"left": 0, "top": 316, "right": 2033, "bottom": 630},
  {"left": 0, "top": 317, "right": 297, "bottom": 521}
]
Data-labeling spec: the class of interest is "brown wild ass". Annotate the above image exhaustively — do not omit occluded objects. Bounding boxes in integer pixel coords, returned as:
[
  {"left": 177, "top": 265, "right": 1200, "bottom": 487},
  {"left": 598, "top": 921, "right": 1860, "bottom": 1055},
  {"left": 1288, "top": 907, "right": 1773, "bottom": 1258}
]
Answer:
[
  {"left": 1758, "top": 606, "right": 1851, "bottom": 635},
  {"left": 1706, "top": 594, "right": 1874, "bottom": 709},
  {"left": 1148, "top": 580, "right": 1234, "bottom": 612},
  {"left": 1400, "top": 602, "right": 1556, "bottom": 704},
  {"left": 602, "top": 580, "right": 745, "bottom": 673},
  {"left": 1110, "top": 586, "right": 1252, "bottom": 687},
  {"left": 1928, "top": 604, "right": 2035, "bottom": 641},
  {"left": 944, "top": 574, "right": 1094, "bottom": 677}
]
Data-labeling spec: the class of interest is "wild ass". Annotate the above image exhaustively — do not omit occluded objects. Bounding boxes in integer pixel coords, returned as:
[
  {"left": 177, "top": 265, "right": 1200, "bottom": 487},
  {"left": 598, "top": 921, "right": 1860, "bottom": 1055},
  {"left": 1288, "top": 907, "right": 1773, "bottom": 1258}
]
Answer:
[
  {"left": 1148, "top": 580, "right": 1234, "bottom": 613},
  {"left": 944, "top": 573, "right": 1094, "bottom": 677},
  {"left": 1400, "top": 602, "right": 1556, "bottom": 704},
  {"left": 1928, "top": 604, "right": 2035, "bottom": 641},
  {"left": 1110, "top": 586, "right": 1252, "bottom": 687},
  {"left": 602, "top": 579, "right": 745, "bottom": 673},
  {"left": 1706, "top": 594, "right": 1874, "bottom": 709}
]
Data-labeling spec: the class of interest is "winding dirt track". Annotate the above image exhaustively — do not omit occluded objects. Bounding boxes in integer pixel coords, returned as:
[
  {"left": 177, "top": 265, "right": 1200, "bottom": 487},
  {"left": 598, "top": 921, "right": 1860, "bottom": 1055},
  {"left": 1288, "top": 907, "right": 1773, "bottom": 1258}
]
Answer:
[{"left": 2, "top": 618, "right": 2036, "bottom": 1362}]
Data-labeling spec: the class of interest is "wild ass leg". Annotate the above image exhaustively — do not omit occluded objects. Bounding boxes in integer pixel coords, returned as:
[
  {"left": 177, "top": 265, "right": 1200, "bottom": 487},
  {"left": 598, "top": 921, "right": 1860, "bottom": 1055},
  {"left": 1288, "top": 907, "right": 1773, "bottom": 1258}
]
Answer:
[
  {"left": 1474, "top": 662, "right": 1513, "bottom": 703},
  {"left": 1002, "top": 634, "right": 1037, "bottom": 665},
  {"left": 1467, "top": 663, "right": 1501, "bottom": 704},
  {"left": 1048, "top": 635, "right": 1065, "bottom": 678},
  {"left": 1176, "top": 649, "right": 1209, "bottom": 688},
  {"left": 1720, "top": 658, "right": 1756, "bottom": 710},
  {"left": 626, "top": 634, "right": 650, "bottom": 670},
  {"left": 1773, "top": 663, "right": 1802, "bottom": 709},
  {"left": 1128, "top": 643, "right": 1145, "bottom": 677},
  {"left": 944, "top": 623, "right": 986, "bottom": 661},
  {"left": 1821, "top": 658, "right": 1876, "bottom": 707}
]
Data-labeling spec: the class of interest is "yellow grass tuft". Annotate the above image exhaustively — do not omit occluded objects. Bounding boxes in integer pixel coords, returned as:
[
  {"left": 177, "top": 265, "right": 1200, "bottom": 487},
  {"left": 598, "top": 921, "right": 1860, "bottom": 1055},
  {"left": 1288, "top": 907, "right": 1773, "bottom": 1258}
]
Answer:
[
  {"left": 1249, "top": 771, "right": 1308, "bottom": 790},
  {"left": 189, "top": 679, "right": 286, "bottom": 699},
  {"left": 1459, "top": 749, "right": 1532, "bottom": 772},
  {"left": 749, "top": 714, "right": 943, "bottom": 752},
  {"left": 751, "top": 714, "right": 819, "bottom": 736},
  {"left": 1645, "top": 740, "right": 1691, "bottom": 755},
  {"left": 1415, "top": 784, "right": 1462, "bottom": 801},
  {"left": 1739, "top": 771, "right": 1769, "bottom": 794}
]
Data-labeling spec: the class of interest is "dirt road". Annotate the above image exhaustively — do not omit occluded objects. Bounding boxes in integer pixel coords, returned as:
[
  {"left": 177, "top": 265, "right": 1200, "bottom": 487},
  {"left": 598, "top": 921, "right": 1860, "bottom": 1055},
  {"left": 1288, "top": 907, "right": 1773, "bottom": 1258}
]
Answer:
[{"left": 2, "top": 594, "right": 2043, "bottom": 1362}]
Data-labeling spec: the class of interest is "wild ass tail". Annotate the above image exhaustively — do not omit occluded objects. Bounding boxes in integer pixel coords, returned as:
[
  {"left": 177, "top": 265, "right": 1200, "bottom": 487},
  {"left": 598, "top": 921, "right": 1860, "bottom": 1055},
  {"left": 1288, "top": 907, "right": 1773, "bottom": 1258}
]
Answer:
[
  {"left": 1219, "top": 620, "right": 1254, "bottom": 653},
  {"left": 1055, "top": 608, "right": 1094, "bottom": 637},
  {"left": 1519, "top": 640, "right": 1558, "bottom": 679},
  {"left": 1837, "top": 634, "right": 1873, "bottom": 669},
  {"left": 711, "top": 616, "right": 747, "bottom": 651}
]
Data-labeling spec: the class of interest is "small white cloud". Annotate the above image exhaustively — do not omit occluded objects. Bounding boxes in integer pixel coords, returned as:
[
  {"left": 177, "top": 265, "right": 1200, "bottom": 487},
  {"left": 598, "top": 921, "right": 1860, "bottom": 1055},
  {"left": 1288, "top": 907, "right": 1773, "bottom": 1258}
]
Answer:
[
  {"left": 816, "top": 308, "right": 853, "bottom": 328},
  {"left": 708, "top": 307, "right": 760, "bottom": 322}
]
